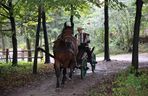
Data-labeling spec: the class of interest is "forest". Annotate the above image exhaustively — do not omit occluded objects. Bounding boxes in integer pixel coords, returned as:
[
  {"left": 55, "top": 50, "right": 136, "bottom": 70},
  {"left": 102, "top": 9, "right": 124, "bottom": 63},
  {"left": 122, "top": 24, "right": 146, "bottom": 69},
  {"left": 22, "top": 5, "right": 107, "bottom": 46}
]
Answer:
[{"left": 0, "top": 0, "right": 148, "bottom": 96}]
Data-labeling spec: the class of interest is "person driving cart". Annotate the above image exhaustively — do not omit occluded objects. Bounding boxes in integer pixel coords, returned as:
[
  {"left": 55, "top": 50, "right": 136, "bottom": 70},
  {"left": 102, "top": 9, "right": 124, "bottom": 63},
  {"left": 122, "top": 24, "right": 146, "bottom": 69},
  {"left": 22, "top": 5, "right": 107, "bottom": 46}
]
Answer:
[{"left": 75, "top": 27, "right": 93, "bottom": 65}]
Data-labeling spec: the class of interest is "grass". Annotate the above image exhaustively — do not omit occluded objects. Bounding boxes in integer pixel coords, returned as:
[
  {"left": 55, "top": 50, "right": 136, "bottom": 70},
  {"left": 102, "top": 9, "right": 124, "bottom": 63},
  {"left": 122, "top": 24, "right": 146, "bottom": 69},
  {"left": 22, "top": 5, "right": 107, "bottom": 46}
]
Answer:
[
  {"left": 113, "top": 68, "right": 148, "bottom": 96},
  {"left": 87, "top": 68, "right": 148, "bottom": 96}
]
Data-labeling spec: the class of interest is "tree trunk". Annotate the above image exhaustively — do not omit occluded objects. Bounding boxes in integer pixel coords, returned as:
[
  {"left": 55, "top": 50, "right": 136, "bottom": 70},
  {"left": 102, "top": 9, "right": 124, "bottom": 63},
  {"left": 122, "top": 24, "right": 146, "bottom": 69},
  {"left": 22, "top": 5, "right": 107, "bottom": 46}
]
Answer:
[
  {"left": 70, "top": 5, "right": 74, "bottom": 34},
  {"left": 26, "top": 37, "right": 32, "bottom": 62},
  {"left": 9, "top": 0, "right": 17, "bottom": 66},
  {"left": 33, "top": 5, "right": 42, "bottom": 74},
  {"left": 42, "top": 7, "right": 50, "bottom": 63},
  {"left": 132, "top": 0, "right": 143, "bottom": 72},
  {"left": 104, "top": 0, "right": 110, "bottom": 61}
]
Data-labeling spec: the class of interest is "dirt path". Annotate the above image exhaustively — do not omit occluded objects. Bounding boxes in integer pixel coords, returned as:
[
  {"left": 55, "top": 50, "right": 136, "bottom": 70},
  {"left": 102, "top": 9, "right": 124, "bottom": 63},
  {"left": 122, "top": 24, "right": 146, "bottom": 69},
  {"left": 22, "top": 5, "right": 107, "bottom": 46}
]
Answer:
[
  {"left": 97, "top": 53, "right": 148, "bottom": 63},
  {"left": 6, "top": 53, "right": 148, "bottom": 96}
]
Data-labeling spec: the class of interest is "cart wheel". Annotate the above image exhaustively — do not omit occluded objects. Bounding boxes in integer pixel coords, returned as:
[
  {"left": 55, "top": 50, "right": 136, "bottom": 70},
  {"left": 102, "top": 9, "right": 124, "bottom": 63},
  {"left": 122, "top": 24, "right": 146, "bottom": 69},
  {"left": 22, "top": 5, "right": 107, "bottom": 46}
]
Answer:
[
  {"left": 81, "top": 57, "right": 87, "bottom": 79},
  {"left": 91, "top": 53, "right": 96, "bottom": 73}
]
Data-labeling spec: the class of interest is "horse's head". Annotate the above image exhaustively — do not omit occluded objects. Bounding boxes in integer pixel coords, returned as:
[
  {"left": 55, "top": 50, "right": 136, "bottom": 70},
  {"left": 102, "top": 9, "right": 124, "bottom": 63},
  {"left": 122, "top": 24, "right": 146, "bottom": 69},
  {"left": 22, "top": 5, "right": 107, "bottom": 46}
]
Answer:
[
  {"left": 62, "top": 26, "right": 73, "bottom": 35},
  {"left": 63, "top": 36, "right": 73, "bottom": 49},
  {"left": 60, "top": 23, "right": 73, "bottom": 48}
]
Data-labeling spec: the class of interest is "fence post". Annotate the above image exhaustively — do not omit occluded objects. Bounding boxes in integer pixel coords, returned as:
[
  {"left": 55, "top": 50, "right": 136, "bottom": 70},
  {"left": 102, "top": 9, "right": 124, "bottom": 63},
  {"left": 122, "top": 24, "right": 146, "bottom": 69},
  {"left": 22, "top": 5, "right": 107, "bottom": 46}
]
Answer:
[{"left": 6, "top": 49, "right": 9, "bottom": 63}]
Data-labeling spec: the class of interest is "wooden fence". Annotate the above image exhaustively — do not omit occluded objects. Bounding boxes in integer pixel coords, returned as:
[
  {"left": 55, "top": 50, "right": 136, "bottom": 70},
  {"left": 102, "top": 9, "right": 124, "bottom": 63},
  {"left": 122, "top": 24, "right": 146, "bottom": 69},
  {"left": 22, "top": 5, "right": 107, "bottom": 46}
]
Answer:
[{"left": 0, "top": 49, "right": 43, "bottom": 62}]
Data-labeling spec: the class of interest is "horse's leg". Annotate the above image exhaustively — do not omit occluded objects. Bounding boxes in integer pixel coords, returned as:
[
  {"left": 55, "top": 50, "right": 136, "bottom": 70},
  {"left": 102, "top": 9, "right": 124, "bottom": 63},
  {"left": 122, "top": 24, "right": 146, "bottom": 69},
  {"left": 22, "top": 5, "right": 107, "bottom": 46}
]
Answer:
[
  {"left": 61, "top": 68, "right": 67, "bottom": 85},
  {"left": 69, "top": 67, "right": 74, "bottom": 79},
  {"left": 54, "top": 61, "right": 61, "bottom": 88},
  {"left": 69, "top": 58, "right": 76, "bottom": 79}
]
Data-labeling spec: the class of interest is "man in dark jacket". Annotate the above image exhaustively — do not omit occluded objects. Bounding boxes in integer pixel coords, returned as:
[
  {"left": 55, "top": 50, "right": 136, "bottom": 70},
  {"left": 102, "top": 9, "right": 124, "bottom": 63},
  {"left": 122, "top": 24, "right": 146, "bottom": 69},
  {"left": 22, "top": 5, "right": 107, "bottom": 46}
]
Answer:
[{"left": 75, "top": 27, "right": 93, "bottom": 64}]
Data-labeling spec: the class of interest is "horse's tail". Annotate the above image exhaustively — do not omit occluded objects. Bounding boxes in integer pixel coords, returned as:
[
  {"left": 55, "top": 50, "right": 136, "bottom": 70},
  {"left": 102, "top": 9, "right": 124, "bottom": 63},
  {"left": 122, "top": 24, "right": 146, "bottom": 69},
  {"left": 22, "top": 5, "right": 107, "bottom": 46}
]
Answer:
[{"left": 37, "top": 47, "right": 55, "bottom": 58}]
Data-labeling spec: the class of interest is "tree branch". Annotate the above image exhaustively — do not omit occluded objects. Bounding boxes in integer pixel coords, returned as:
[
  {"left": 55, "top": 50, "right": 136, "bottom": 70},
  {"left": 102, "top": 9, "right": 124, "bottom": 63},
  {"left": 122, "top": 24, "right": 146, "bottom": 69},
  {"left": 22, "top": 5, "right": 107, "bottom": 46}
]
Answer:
[
  {"left": 0, "top": 13, "right": 10, "bottom": 18},
  {"left": 0, "top": 2, "right": 10, "bottom": 10},
  {"left": 0, "top": 22, "right": 10, "bottom": 24},
  {"left": 2, "top": 6, "right": 9, "bottom": 14},
  {"left": 13, "top": 0, "right": 21, "bottom": 8},
  {"left": 88, "top": 0, "right": 104, "bottom": 7},
  {"left": 0, "top": 29, "right": 12, "bottom": 31}
]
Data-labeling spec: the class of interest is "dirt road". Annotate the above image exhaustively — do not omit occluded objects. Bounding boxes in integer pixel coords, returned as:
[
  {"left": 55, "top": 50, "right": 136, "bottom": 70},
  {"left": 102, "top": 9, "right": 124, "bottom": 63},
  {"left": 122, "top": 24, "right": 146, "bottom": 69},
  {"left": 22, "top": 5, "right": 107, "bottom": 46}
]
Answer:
[
  {"left": 6, "top": 53, "right": 148, "bottom": 96},
  {"left": 97, "top": 53, "right": 148, "bottom": 62}
]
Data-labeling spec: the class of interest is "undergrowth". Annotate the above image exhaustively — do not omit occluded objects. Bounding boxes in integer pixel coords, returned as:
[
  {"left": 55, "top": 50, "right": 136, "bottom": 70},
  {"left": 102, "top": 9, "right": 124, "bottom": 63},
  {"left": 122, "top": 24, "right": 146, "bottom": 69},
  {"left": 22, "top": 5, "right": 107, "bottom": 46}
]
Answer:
[
  {"left": 113, "top": 68, "right": 148, "bottom": 96},
  {"left": 88, "top": 68, "right": 148, "bottom": 96},
  {"left": 0, "top": 61, "right": 54, "bottom": 93}
]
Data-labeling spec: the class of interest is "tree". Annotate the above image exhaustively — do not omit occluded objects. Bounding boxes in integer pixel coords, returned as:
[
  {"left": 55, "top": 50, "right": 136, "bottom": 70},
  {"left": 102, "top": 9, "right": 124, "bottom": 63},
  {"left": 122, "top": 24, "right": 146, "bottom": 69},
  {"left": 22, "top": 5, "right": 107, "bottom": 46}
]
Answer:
[
  {"left": 33, "top": 5, "right": 42, "bottom": 74},
  {"left": 104, "top": 0, "right": 110, "bottom": 61},
  {"left": 42, "top": 6, "right": 50, "bottom": 64},
  {"left": 132, "top": 0, "right": 143, "bottom": 73},
  {"left": 89, "top": 0, "right": 126, "bottom": 60},
  {"left": 0, "top": 0, "right": 18, "bottom": 66}
]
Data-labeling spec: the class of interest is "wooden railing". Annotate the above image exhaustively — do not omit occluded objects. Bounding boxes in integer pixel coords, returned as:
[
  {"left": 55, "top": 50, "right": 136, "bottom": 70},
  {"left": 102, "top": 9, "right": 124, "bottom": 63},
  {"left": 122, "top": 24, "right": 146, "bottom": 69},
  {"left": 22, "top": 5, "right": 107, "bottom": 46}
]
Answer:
[{"left": 0, "top": 49, "right": 43, "bottom": 62}]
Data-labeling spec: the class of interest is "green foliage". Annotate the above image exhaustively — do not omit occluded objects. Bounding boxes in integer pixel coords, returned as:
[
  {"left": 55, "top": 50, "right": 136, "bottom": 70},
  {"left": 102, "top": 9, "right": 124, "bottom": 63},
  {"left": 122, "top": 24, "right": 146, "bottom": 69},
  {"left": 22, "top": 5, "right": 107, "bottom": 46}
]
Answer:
[
  {"left": 143, "top": 0, "right": 148, "bottom": 3},
  {"left": 110, "top": 0, "right": 127, "bottom": 10},
  {"left": 0, "top": 0, "right": 148, "bottom": 55},
  {"left": 109, "top": 6, "right": 134, "bottom": 52},
  {"left": 87, "top": 68, "right": 148, "bottom": 96},
  {"left": 113, "top": 69, "right": 148, "bottom": 96},
  {"left": 0, "top": 61, "right": 33, "bottom": 75}
]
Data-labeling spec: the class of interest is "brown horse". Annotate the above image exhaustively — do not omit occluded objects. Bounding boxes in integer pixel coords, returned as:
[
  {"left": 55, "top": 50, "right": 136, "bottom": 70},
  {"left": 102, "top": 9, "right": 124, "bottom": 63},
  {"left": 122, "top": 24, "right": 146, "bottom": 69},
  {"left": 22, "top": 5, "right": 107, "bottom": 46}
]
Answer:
[{"left": 53, "top": 23, "right": 78, "bottom": 88}]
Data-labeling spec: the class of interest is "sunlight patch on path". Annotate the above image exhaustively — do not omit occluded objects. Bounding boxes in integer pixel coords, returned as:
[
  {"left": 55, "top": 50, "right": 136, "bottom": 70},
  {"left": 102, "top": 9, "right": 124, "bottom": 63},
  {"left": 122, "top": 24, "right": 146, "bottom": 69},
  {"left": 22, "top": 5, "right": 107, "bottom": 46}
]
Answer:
[{"left": 96, "top": 53, "right": 148, "bottom": 63}]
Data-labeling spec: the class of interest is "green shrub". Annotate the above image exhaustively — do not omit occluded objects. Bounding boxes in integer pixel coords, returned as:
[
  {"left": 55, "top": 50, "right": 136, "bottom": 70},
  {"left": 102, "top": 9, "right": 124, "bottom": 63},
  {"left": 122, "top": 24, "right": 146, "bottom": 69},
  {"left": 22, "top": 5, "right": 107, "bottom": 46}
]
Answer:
[
  {"left": 87, "top": 68, "right": 148, "bottom": 96},
  {"left": 113, "top": 69, "right": 148, "bottom": 96},
  {"left": 0, "top": 61, "right": 32, "bottom": 75}
]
